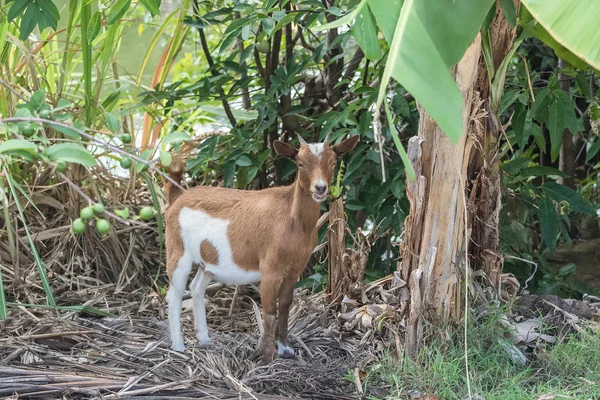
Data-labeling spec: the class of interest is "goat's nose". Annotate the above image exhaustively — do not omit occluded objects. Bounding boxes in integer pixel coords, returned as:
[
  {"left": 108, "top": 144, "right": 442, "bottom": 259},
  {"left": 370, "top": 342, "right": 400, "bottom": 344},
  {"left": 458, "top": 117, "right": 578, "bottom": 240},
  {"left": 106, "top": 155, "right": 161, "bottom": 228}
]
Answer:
[{"left": 315, "top": 183, "right": 327, "bottom": 195}]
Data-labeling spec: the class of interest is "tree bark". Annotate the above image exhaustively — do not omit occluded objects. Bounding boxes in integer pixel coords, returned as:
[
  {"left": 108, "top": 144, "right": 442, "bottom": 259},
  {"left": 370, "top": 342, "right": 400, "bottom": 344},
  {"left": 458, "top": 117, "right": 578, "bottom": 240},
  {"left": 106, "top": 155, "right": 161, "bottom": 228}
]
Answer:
[
  {"left": 399, "top": 2, "right": 520, "bottom": 359},
  {"left": 558, "top": 59, "right": 576, "bottom": 189}
]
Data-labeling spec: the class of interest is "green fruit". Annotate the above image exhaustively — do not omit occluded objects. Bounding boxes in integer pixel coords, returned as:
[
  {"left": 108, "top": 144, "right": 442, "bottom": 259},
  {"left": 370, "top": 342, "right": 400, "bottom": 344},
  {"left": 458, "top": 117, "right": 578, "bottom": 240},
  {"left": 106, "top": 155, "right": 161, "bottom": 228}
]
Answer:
[
  {"left": 115, "top": 208, "right": 130, "bottom": 219},
  {"left": 55, "top": 161, "right": 67, "bottom": 173},
  {"left": 257, "top": 39, "right": 269, "bottom": 54},
  {"left": 120, "top": 157, "right": 132, "bottom": 169},
  {"left": 139, "top": 206, "right": 154, "bottom": 221},
  {"left": 39, "top": 109, "right": 50, "bottom": 119},
  {"left": 93, "top": 203, "right": 105, "bottom": 214},
  {"left": 22, "top": 125, "right": 35, "bottom": 137},
  {"left": 80, "top": 206, "right": 94, "bottom": 220},
  {"left": 119, "top": 134, "right": 132, "bottom": 144},
  {"left": 96, "top": 218, "right": 110, "bottom": 234},
  {"left": 72, "top": 218, "right": 86, "bottom": 234}
]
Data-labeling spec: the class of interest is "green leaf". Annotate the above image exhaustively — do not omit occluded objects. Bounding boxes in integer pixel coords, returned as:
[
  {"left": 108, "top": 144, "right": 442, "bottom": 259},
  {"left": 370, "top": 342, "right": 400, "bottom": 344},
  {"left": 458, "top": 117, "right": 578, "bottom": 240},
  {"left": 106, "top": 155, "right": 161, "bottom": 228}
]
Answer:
[
  {"left": 223, "top": 61, "right": 247, "bottom": 75},
  {"left": 162, "top": 131, "right": 191, "bottom": 146},
  {"left": 530, "top": 88, "right": 552, "bottom": 118},
  {"left": 314, "top": 0, "right": 365, "bottom": 32},
  {"left": 87, "top": 11, "right": 101, "bottom": 43},
  {"left": 139, "top": 0, "right": 160, "bottom": 16},
  {"left": 106, "top": 112, "right": 119, "bottom": 133},
  {"left": 558, "top": 263, "right": 577, "bottom": 279},
  {"left": 548, "top": 100, "right": 564, "bottom": 161},
  {"left": 20, "top": 2, "right": 40, "bottom": 40},
  {"left": 284, "top": 105, "right": 311, "bottom": 116},
  {"left": 236, "top": 155, "right": 253, "bottom": 167},
  {"left": 531, "top": 123, "right": 546, "bottom": 151},
  {"left": 554, "top": 90, "right": 578, "bottom": 133},
  {"left": 542, "top": 181, "right": 596, "bottom": 215},
  {"left": 45, "top": 143, "right": 96, "bottom": 167},
  {"left": 521, "top": 166, "right": 568, "bottom": 178},
  {"left": 160, "top": 150, "right": 172, "bottom": 167},
  {"left": 351, "top": 4, "right": 381, "bottom": 60},
  {"left": 223, "top": 161, "right": 235, "bottom": 187},
  {"left": 107, "top": 0, "right": 131, "bottom": 25},
  {"left": 50, "top": 122, "right": 81, "bottom": 139},
  {"left": 366, "top": 0, "right": 403, "bottom": 43},
  {"left": 37, "top": 0, "right": 60, "bottom": 28},
  {"left": 521, "top": 0, "right": 600, "bottom": 70},
  {"left": 8, "top": 0, "right": 31, "bottom": 21},
  {"left": 586, "top": 139, "right": 600, "bottom": 162},
  {"left": 225, "top": 17, "right": 252, "bottom": 35},
  {"left": 261, "top": 17, "right": 274, "bottom": 36},
  {"left": 375, "top": 0, "right": 494, "bottom": 143},
  {"left": 538, "top": 196, "right": 559, "bottom": 250},
  {"left": 219, "top": 28, "right": 242, "bottom": 55},
  {"left": 0, "top": 139, "right": 38, "bottom": 154},
  {"left": 499, "top": 0, "right": 517, "bottom": 28},
  {"left": 29, "top": 89, "right": 46, "bottom": 111},
  {"left": 384, "top": 102, "right": 415, "bottom": 181},
  {"left": 503, "top": 157, "right": 530, "bottom": 175}
]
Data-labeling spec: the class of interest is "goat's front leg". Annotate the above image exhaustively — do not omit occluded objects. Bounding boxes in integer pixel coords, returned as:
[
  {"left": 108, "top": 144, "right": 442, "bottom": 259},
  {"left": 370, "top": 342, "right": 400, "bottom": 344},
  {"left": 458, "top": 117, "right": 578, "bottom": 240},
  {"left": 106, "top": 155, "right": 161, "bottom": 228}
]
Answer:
[
  {"left": 276, "top": 273, "right": 298, "bottom": 359},
  {"left": 259, "top": 273, "right": 282, "bottom": 364}
]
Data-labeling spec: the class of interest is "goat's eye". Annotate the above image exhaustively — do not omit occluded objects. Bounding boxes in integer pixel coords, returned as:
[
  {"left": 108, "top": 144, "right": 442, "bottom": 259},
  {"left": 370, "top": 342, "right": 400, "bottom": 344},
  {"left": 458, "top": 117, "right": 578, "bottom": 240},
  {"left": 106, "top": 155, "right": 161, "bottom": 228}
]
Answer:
[{"left": 298, "top": 163, "right": 305, "bottom": 169}]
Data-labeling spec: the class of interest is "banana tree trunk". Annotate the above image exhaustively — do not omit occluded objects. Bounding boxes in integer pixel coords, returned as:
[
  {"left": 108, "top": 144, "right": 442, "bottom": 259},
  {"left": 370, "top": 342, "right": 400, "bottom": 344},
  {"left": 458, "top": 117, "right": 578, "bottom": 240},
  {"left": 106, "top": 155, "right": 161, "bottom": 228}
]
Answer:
[{"left": 400, "top": 3, "right": 520, "bottom": 358}]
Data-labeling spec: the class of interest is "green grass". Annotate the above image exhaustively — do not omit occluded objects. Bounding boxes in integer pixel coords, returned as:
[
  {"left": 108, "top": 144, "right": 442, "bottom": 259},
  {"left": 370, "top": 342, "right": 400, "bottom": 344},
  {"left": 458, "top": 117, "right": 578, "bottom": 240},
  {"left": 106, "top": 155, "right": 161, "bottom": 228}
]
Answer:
[{"left": 362, "top": 314, "right": 600, "bottom": 399}]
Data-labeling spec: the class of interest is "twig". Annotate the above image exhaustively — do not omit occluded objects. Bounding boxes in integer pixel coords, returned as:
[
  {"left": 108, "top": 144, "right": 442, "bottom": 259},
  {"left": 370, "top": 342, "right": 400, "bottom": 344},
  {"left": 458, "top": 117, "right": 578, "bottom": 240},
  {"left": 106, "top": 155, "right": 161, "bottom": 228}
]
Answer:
[
  {"left": 504, "top": 255, "right": 538, "bottom": 291},
  {"left": 372, "top": 107, "right": 387, "bottom": 182},
  {"left": 192, "top": 3, "right": 237, "bottom": 128},
  {"left": 520, "top": 54, "right": 535, "bottom": 102},
  {"left": 0, "top": 117, "right": 183, "bottom": 191},
  {"left": 352, "top": 367, "right": 364, "bottom": 397},
  {"left": 0, "top": 78, "right": 26, "bottom": 101},
  {"left": 228, "top": 285, "right": 240, "bottom": 317},
  {"left": 0, "top": 330, "right": 94, "bottom": 342}
]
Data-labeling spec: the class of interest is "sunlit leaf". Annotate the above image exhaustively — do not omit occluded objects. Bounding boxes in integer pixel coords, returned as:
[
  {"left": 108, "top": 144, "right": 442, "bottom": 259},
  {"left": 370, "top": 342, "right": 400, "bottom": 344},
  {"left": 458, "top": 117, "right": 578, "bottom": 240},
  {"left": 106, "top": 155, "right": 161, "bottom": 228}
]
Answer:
[{"left": 521, "top": 0, "right": 600, "bottom": 70}]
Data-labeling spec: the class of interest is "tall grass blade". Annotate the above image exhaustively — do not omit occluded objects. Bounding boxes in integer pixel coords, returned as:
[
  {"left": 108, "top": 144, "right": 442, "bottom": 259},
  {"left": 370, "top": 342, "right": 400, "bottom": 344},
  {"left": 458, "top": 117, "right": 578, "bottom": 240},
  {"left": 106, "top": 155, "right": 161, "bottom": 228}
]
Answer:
[
  {"left": 0, "top": 264, "right": 7, "bottom": 320},
  {"left": 143, "top": 172, "right": 164, "bottom": 280},
  {"left": 6, "top": 175, "right": 57, "bottom": 314},
  {"left": 80, "top": 1, "right": 93, "bottom": 124}
]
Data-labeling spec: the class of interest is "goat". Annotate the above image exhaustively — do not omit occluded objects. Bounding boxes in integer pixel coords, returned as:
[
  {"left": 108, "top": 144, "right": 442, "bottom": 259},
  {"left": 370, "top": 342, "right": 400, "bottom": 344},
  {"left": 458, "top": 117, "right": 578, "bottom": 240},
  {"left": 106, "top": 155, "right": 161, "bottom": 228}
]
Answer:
[{"left": 163, "top": 134, "right": 359, "bottom": 363}]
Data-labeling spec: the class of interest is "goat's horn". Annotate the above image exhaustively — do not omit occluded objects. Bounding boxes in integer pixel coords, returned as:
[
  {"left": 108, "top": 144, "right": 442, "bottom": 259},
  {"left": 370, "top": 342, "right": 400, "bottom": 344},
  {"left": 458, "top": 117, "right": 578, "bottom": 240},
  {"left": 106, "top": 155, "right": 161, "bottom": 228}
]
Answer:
[
  {"left": 296, "top": 133, "right": 307, "bottom": 145},
  {"left": 323, "top": 133, "right": 331, "bottom": 144}
]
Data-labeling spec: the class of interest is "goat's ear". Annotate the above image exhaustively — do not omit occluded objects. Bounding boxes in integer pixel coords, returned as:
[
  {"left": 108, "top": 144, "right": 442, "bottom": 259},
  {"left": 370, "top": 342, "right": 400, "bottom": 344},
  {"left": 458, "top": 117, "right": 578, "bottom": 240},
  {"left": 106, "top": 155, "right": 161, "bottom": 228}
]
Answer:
[
  {"left": 332, "top": 135, "right": 359, "bottom": 156},
  {"left": 273, "top": 140, "right": 298, "bottom": 159}
]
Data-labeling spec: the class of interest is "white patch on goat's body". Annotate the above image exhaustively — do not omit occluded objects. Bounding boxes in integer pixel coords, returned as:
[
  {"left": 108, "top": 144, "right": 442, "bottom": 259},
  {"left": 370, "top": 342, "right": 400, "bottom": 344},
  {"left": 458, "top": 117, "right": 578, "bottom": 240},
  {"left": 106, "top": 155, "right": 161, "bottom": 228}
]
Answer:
[
  {"left": 179, "top": 207, "right": 262, "bottom": 285},
  {"left": 308, "top": 143, "right": 324, "bottom": 158}
]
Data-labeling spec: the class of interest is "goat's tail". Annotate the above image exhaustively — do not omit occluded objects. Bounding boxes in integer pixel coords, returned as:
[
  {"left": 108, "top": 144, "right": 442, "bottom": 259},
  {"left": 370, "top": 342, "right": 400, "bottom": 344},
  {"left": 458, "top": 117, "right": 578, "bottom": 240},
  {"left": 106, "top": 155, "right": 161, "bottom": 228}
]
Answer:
[{"left": 164, "top": 158, "right": 185, "bottom": 203}]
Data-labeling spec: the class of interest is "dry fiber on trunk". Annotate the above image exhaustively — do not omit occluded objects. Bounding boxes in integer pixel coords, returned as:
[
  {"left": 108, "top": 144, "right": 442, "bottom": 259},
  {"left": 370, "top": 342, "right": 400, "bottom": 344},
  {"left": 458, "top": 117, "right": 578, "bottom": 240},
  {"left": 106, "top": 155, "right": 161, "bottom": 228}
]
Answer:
[{"left": 399, "top": 2, "right": 520, "bottom": 358}]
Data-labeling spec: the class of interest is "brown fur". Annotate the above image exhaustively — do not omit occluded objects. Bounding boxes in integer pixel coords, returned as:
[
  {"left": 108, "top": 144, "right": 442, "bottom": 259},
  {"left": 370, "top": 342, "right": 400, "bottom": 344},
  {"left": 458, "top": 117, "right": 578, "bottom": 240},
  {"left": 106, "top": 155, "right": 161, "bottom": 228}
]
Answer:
[
  {"left": 164, "top": 136, "right": 359, "bottom": 363},
  {"left": 200, "top": 240, "right": 219, "bottom": 265}
]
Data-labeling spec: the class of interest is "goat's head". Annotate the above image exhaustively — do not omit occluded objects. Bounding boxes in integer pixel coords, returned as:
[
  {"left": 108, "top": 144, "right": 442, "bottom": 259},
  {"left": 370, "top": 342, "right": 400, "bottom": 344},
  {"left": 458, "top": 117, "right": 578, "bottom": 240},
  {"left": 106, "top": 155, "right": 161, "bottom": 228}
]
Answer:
[{"left": 273, "top": 134, "right": 359, "bottom": 203}]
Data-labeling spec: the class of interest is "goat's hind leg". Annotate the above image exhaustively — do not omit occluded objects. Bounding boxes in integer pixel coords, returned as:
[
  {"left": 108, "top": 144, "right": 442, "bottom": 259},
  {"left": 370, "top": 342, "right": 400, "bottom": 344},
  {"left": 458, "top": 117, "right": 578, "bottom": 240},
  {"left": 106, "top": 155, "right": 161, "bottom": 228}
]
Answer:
[
  {"left": 166, "top": 254, "right": 192, "bottom": 352},
  {"left": 191, "top": 269, "right": 213, "bottom": 347}
]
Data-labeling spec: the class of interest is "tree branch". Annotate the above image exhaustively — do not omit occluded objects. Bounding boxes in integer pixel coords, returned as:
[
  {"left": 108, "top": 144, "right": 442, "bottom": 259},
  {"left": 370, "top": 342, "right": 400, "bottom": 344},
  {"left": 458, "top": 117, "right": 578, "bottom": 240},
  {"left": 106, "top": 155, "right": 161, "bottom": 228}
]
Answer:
[
  {"left": 198, "top": 29, "right": 237, "bottom": 127},
  {"left": 191, "top": 0, "right": 237, "bottom": 127}
]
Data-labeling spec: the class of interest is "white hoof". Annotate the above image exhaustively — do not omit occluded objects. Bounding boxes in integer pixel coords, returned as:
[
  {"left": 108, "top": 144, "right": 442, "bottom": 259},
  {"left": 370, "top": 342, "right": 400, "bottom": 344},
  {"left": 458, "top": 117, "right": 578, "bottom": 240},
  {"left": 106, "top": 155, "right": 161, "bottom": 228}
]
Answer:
[
  {"left": 171, "top": 341, "right": 185, "bottom": 352},
  {"left": 276, "top": 340, "right": 295, "bottom": 359},
  {"left": 197, "top": 335, "right": 212, "bottom": 348}
]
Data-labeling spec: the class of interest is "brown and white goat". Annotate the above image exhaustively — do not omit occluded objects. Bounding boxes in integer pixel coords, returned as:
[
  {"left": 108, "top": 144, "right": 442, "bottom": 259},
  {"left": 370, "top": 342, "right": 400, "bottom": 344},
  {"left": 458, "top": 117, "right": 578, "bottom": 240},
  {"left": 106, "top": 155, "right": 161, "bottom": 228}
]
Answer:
[{"left": 164, "top": 134, "right": 359, "bottom": 363}]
